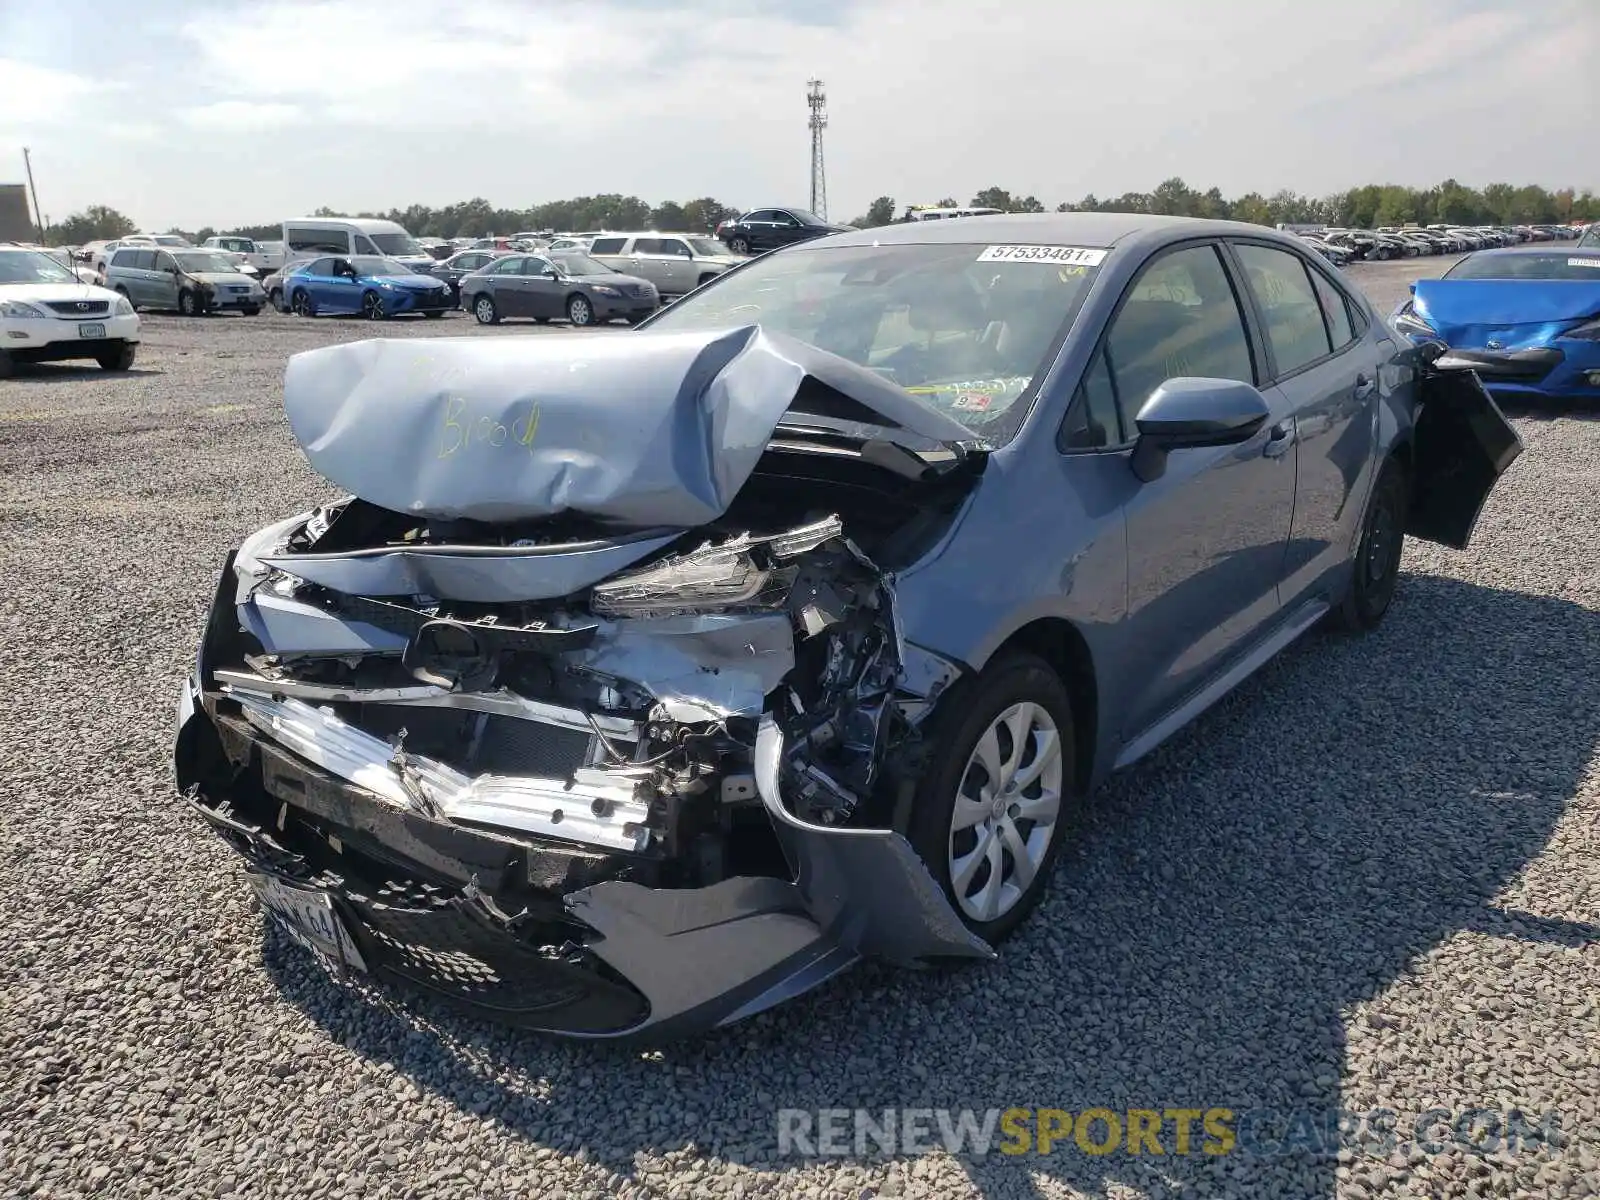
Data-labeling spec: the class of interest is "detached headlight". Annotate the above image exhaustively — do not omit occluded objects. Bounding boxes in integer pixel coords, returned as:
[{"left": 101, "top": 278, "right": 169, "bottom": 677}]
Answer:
[
  {"left": 591, "top": 517, "right": 843, "bottom": 618},
  {"left": 113, "top": 296, "right": 135, "bottom": 316},
  {"left": 0, "top": 299, "right": 48, "bottom": 319},
  {"left": 592, "top": 285, "right": 621, "bottom": 297}
]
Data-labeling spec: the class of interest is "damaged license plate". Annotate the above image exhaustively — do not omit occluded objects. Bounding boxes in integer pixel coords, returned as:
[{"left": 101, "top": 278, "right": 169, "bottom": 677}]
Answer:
[{"left": 248, "top": 872, "right": 367, "bottom": 971}]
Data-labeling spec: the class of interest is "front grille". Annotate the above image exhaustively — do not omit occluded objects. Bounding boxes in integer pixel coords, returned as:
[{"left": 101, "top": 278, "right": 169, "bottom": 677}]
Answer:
[
  {"left": 44, "top": 300, "right": 109, "bottom": 317},
  {"left": 624, "top": 285, "right": 653, "bottom": 300},
  {"left": 409, "top": 288, "right": 450, "bottom": 310}
]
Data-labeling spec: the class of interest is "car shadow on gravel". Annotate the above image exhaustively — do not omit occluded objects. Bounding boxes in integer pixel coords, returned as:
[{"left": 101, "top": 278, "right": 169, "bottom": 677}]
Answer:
[
  {"left": 2, "top": 366, "right": 159, "bottom": 382},
  {"left": 262, "top": 571, "right": 1599, "bottom": 1200}
]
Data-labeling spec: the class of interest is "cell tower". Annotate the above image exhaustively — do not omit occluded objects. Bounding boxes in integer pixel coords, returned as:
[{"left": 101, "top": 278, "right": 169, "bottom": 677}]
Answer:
[{"left": 807, "top": 79, "right": 828, "bottom": 221}]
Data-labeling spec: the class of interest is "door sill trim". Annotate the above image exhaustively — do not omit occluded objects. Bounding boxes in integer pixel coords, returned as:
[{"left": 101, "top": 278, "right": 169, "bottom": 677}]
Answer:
[{"left": 1113, "top": 596, "right": 1329, "bottom": 771}]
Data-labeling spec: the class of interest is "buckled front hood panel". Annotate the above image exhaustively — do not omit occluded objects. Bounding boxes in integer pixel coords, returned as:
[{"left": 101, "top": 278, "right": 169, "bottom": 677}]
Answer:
[{"left": 282, "top": 325, "right": 974, "bottom": 529}]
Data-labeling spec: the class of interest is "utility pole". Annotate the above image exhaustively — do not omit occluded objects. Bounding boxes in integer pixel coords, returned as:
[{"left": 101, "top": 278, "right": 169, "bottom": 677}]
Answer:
[
  {"left": 22, "top": 147, "right": 45, "bottom": 243},
  {"left": 806, "top": 79, "right": 828, "bottom": 221}
]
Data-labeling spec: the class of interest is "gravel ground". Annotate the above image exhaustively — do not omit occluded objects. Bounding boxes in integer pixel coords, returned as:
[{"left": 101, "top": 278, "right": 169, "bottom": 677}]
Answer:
[{"left": 3, "top": 258, "right": 1598, "bottom": 1200}]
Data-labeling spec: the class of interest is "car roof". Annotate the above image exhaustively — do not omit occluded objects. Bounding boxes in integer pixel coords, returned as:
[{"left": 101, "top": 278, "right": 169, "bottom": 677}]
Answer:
[
  {"left": 819, "top": 211, "right": 1297, "bottom": 250},
  {"left": 283, "top": 217, "right": 406, "bottom": 233}
]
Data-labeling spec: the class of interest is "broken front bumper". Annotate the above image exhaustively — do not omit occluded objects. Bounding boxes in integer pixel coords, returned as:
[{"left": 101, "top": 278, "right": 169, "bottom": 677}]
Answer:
[{"left": 175, "top": 676, "right": 992, "bottom": 1041}]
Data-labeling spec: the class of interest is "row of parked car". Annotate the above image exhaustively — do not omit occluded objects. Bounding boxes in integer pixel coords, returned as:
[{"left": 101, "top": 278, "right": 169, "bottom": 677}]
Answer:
[{"left": 1294, "top": 223, "right": 1584, "bottom": 266}]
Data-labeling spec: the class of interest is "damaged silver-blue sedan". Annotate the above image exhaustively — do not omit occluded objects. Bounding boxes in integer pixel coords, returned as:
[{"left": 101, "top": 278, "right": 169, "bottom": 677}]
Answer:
[{"left": 175, "top": 214, "right": 1523, "bottom": 1039}]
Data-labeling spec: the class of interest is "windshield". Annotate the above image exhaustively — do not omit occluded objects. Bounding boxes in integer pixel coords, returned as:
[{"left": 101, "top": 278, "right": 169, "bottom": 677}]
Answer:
[
  {"left": 370, "top": 232, "right": 424, "bottom": 257},
  {"left": 686, "top": 238, "right": 726, "bottom": 256},
  {"left": 0, "top": 249, "right": 77, "bottom": 285},
  {"left": 551, "top": 252, "right": 612, "bottom": 275},
  {"left": 152, "top": 235, "right": 189, "bottom": 246},
  {"left": 1444, "top": 252, "right": 1600, "bottom": 281},
  {"left": 350, "top": 256, "right": 412, "bottom": 275},
  {"left": 1578, "top": 227, "right": 1600, "bottom": 250},
  {"left": 172, "top": 251, "right": 242, "bottom": 273},
  {"left": 643, "top": 241, "right": 1103, "bottom": 439}
]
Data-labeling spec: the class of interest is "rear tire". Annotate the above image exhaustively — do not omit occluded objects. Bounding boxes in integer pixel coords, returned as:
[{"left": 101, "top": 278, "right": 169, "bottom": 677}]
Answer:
[
  {"left": 242, "top": 306, "right": 261, "bottom": 316},
  {"left": 268, "top": 288, "right": 283, "bottom": 311},
  {"left": 97, "top": 343, "right": 136, "bottom": 372},
  {"left": 905, "top": 653, "right": 1078, "bottom": 945},
  {"left": 424, "top": 309, "right": 446, "bottom": 319},
  {"left": 1333, "top": 456, "right": 1408, "bottom": 632},
  {"left": 729, "top": 236, "right": 751, "bottom": 255},
  {"left": 0, "top": 349, "right": 13, "bottom": 379},
  {"left": 290, "top": 289, "right": 316, "bottom": 317}
]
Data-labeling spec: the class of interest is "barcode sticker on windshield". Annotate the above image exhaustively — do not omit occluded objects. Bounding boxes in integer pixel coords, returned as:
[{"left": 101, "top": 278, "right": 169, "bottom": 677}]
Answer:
[
  {"left": 977, "top": 245, "right": 1107, "bottom": 266},
  {"left": 1568, "top": 257, "right": 1600, "bottom": 269}
]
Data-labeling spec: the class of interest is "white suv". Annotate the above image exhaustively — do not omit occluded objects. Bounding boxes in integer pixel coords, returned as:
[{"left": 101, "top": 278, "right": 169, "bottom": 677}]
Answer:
[{"left": 0, "top": 246, "right": 140, "bottom": 378}]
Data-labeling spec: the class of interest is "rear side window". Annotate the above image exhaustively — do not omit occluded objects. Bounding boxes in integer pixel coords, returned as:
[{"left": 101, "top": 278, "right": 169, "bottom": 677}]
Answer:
[
  {"left": 355, "top": 235, "right": 380, "bottom": 255},
  {"left": 1234, "top": 244, "right": 1334, "bottom": 375},
  {"left": 633, "top": 238, "right": 662, "bottom": 254},
  {"left": 488, "top": 257, "right": 523, "bottom": 275},
  {"left": 1102, "top": 244, "right": 1256, "bottom": 429},
  {"left": 745, "top": 211, "right": 778, "bottom": 223},
  {"left": 659, "top": 239, "right": 691, "bottom": 257},
  {"left": 521, "top": 257, "right": 554, "bottom": 275},
  {"left": 1309, "top": 269, "right": 1355, "bottom": 349},
  {"left": 590, "top": 237, "right": 627, "bottom": 254},
  {"left": 286, "top": 227, "right": 350, "bottom": 254}
]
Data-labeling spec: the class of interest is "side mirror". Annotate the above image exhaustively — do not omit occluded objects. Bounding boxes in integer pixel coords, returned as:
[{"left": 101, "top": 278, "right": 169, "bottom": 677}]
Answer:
[
  {"left": 1129, "top": 378, "right": 1271, "bottom": 483},
  {"left": 1407, "top": 283, "right": 1416, "bottom": 294},
  {"left": 541, "top": 267, "right": 559, "bottom": 278}
]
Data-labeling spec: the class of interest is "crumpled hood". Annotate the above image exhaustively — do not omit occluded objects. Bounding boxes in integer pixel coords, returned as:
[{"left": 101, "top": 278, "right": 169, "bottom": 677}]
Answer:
[
  {"left": 1414, "top": 279, "right": 1600, "bottom": 333},
  {"left": 190, "top": 271, "right": 259, "bottom": 288},
  {"left": 282, "top": 324, "right": 975, "bottom": 527}
]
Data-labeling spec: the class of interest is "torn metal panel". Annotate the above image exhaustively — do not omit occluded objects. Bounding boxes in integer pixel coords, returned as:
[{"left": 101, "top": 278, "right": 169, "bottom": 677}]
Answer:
[
  {"left": 753, "top": 715, "right": 993, "bottom": 964},
  {"left": 575, "top": 613, "right": 797, "bottom": 721},
  {"left": 259, "top": 533, "right": 680, "bottom": 603}
]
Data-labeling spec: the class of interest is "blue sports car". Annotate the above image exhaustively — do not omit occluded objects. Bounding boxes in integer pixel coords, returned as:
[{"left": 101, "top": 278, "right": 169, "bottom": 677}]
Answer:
[
  {"left": 1390, "top": 246, "right": 1600, "bottom": 400},
  {"left": 282, "top": 255, "right": 452, "bottom": 320}
]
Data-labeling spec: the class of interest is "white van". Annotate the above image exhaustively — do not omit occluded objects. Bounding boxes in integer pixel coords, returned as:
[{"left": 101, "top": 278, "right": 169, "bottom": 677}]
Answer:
[
  {"left": 280, "top": 217, "right": 435, "bottom": 274},
  {"left": 900, "top": 206, "right": 1004, "bottom": 222}
]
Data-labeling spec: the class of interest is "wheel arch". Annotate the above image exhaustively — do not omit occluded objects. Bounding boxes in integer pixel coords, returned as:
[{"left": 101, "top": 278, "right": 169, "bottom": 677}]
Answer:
[{"left": 980, "top": 617, "right": 1099, "bottom": 796}]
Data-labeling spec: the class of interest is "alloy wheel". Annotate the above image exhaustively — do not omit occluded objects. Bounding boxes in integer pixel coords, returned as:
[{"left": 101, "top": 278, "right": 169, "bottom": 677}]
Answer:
[
  {"left": 363, "top": 292, "right": 386, "bottom": 320},
  {"left": 947, "top": 701, "right": 1063, "bottom": 923},
  {"left": 568, "top": 295, "right": 593, "bottom": 326},
  {"left": 474, "top": 296, "right": 496, "bottom": 324}
]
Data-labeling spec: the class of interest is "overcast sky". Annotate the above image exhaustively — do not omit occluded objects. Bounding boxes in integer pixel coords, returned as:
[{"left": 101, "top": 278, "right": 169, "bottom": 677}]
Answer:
[{"left": 1, "top": 0, "right": 1595, "bottom": 231}]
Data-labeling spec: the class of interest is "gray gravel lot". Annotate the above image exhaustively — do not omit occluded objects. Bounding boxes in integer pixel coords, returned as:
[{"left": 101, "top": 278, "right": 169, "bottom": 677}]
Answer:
[{"left": 3, "top": 257, "right": 1598, "bottom": 1200}]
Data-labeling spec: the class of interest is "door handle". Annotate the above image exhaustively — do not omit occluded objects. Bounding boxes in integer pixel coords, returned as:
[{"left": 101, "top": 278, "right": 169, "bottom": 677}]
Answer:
[
  {"left": 1354, "top": 373, "right": 1377, "bottom": 399},
  {"left": 1263, "top": 420, "right": 1296, "bottom": 458}
]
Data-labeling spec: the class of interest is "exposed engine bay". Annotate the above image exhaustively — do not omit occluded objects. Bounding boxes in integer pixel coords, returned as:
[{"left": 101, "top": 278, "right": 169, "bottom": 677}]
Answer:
[{"left": 175, "top": 325, "right": 998, "bottom": 1039}]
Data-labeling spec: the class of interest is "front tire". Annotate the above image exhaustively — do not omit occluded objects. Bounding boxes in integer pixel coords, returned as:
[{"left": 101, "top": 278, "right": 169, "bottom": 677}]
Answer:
[
  {"left": 729, "top": 236, "right": 751, "bottom": 255},
  {"left": 0, "top": 349, "right": 13, "bottom": 379},
  {"left": 1333, "top": 456, "right": 1408, "bottom": 632},
  {"left": 424, "top": 309, "right": 446, "bottom": 319},
  {"left": 472, "top": 294, "right": 499, "bottom": 325},
  {"left": 242, "top": 306, "right": 261, "bottom": 316},
  {"left": 566, "top": 293, "right": 595, "bottom": 327},
  {"left": 361, "top": 291, "right": 387, "bottom": 320},
  {"left": 177, "top": 288, "right": 201, "bottom": 316},
  {"left": 97, "top": 343, "right": 136, "bottom": 372},
  {"left": 906, "top": 653, "right": 1076, "bottom": 944}
]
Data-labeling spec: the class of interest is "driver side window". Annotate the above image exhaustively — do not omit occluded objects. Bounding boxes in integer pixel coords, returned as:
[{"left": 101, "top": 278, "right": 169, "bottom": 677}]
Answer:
[
  {"left": 489, "top": 257, "right": 523, "bottom": 275},
  {"left": 1102, "top": 244, "right": 1256, "bottom": 433}
]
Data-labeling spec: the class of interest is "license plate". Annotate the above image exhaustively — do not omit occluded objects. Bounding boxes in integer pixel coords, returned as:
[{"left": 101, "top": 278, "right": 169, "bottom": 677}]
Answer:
[
  {"left": 248, "top": 872, "right": 367, "bottom": 971},
  {"left": 78, "top": 323, "right": 105, "bottom": 338}
]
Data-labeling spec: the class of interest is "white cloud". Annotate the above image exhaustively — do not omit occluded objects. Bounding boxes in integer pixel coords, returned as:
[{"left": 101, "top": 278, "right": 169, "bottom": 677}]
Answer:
[
  {"left": 0, "top": 57, "right": 111, "bottom": 132},
  {"left": 12, "top": 0, "right": 1598, "bottom": 229},
  {"left": 179, "top": 102, "right": 303, "bottom": 131}
]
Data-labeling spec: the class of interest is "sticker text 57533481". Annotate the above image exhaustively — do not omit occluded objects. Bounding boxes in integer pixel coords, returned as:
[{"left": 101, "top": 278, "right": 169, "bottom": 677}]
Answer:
[
  {"left": 977, "top": 245, "right": 1108, "bottom": 267},
  {"left": 1568, "top": 257, "right": 1600, "bottom": 269}
]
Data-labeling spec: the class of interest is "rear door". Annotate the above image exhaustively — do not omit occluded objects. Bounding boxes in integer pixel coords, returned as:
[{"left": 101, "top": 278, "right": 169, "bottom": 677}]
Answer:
[
  {"left": 587, "top": 236, "right": 629, "bottom": 272},
  {"left": 1097, "top": 241, "right": 1298, "bottom": 740},
  {"left": 1227, "top": 239, "right": 1379, "bottom": 606},
  {"left": 625, "top": 238, "right": 670, "bottom": 290}
]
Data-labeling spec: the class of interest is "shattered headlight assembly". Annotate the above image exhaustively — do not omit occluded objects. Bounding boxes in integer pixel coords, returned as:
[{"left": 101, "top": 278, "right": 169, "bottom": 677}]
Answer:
[
  {"left": 590, "top": 516, "right": 844, "bottom": 618},
  {"left": 1391, "top": 303, "right": 1437, "bottom": 340},
  {"left": 591, "top": 538, "right": 786, "bottom": 617}
]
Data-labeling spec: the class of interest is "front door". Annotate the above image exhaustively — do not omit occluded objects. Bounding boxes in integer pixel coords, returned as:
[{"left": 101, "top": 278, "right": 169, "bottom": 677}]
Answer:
[
  {"left": 150, "top": 251, "right": 180, "bottom": 309},
  {"left": 521, "top": 257, "right": 563, "bottom": 318},
  {"left": 1101, "top": 242, "right": 1297, "bottom": 738},
  {"left": 323, "top": 260, "right": 362, "bottom": 313}
]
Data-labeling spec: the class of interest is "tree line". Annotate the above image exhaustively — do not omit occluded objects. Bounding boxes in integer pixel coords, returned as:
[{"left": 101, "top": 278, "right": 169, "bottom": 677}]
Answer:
[{"left": 37, "top": 178, "right": 1598, "bottom": 247}]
